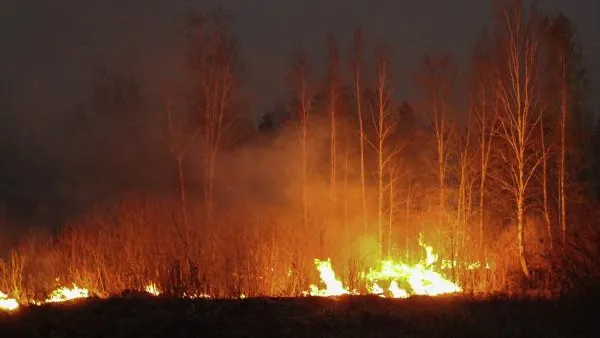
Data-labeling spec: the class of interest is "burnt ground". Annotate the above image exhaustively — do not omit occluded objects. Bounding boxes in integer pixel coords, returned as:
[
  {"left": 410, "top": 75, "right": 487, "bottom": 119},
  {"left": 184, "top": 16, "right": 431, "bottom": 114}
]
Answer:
[{"left": 0, "top": 294, "right": 598, "bottom": 338}]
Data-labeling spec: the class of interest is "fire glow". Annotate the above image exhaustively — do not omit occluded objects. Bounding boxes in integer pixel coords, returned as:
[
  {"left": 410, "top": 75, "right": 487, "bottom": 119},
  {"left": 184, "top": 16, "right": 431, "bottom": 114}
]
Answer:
[
  {"left": 1, "top": 236, "right": 476, "bottom": 312},
  {"left": 145, "top": 283, "right": 161, "bottom": 296},
  {"left": 305, "top": 234, "right": 464, "bottom": 298},
  {"left": 0, "top": 291, "right": 19, "bottom": 311},
  {"left": 45, "top": 284, "right": 90, "bottom": 303},
  {"left": 0, "top": 284, "right": 92, "bottom": 312}
]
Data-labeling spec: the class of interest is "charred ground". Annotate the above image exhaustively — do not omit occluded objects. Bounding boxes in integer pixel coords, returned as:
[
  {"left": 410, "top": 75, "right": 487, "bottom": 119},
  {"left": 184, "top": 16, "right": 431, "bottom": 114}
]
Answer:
[{"left": 1, "top": 294, "right": 599, "bottom": 338}]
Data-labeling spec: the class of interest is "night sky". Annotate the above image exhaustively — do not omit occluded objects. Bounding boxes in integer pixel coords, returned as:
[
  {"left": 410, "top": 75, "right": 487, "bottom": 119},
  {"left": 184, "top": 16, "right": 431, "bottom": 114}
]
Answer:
[{"left": 1, "top": 1, "right": 598, "bottom": 122}]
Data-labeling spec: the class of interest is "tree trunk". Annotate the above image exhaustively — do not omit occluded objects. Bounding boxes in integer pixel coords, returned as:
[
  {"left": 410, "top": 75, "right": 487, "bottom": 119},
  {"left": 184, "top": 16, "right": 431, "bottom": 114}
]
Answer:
[
  {"left": 177, "top": 156, "right": 189, "bottom": 238},
  {"left": 352, "top": 28, "right": 369, "bottom": 236},
  {"left": 541, "top": 114, "right": 552, "bottom": 250},
  {"left": 302, "top": 126, "right": 308, "bottom": 233},
  {"left": 343, "top": 136, "right": 349, "bottom": 234},
  {"left": 328, "top": 35, "right": 338, "bottom": 207},
  {"left": 479, "top": 173, "right": 485, "bottom": 258},
  {"left": 387, "top": 171, "right": 394, "bottom": 259},
  {"left": 405, "top": 179, "right": 411, "bottom": 261},
  {"left": 516, "top": 196, "right": 530, "bottom": 278},
  {"left": 559, "top": 51, "right": 567, "bottom": 247},
  {"left": 377, "top": 133, "right": 384, "bottom": 259}
]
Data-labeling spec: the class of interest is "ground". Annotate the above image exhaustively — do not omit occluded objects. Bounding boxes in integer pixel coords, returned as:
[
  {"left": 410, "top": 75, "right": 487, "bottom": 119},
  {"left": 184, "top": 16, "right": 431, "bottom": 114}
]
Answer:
[{"left": 0, "top": 294, "right": 598, "bottom": 337}]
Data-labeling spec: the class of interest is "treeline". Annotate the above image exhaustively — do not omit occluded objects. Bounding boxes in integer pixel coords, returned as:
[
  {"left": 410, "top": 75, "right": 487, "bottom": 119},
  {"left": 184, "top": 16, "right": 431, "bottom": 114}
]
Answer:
[{"left": 1, "top": 0, "right": 600, "bottom": 300}]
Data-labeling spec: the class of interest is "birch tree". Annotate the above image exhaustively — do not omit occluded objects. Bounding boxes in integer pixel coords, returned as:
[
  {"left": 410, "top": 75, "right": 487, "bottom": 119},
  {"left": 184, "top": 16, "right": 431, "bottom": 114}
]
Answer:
[
  {"left": 187, "top": 11, "right": 238, "bottom": 224},
  {"left": 470, "top": 35, "right": 498, "bottom": 258},
  {"left": 414, "top": 55, "right": 455, "bottom": 213},
  {"left": 327, "top": 34, "right": 340, "bottom": 206},
  {"left": 545, "top": 13, "right": 579, "bottom": 248},
  {"left": 290, "top": 48, "right": 312, "bottom": 233},
  {"left": 492, "top": 0, "right": 544, "bottom": 278},
  {"left": 162, "top": 90, "right": 199, "bottom": 238},
  {"left": 350, "top": 27, "right": 369, "bottom": 234},
  {"left": 369, "top": 46, "right": 400, "bottom": 258}
]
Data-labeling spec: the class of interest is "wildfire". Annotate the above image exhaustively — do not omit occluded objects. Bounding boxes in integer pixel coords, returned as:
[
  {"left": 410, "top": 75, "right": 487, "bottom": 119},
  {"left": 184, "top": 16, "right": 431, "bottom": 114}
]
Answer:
[
  {"left": 306, "top": 234, "right": 464, "bottom": 298},
  {"left": 0, "top": 291, "right": 19, "bottom": 311},
  {"left": 45, "top": 284, "right": 89, "bottom": 303},
  {"left": 144, "top": 283, "right": 161, "bottom": 296},
  {"left": 306, "top": 259, "right": 354, "bottom": 297},
  {"left": 364, "top": 259, "right": 461, "bottom": 297},
  {"left": 1, "top": 234, "right": 483, "bottom": 310}
]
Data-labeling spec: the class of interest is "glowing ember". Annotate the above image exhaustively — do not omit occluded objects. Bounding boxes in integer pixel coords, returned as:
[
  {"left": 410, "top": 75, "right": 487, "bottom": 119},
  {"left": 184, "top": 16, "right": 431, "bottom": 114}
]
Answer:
[
  {"left": 0, "top": 291, "right": 19, "bottom": 311},
  {"left": 306, "top": 258, "right": 352, "bottom": 297},
  {"left": 45, "top": 284, "right": 89, "bottom": 303},
  {"left": 183, "top": 292, "right": 212, "bottom": 299},
  {"left": 307, "top": 234, "right": 463, "bottom": 298},
  {"left": 144, "top": 283, "right": 161, "bottom": 296}
]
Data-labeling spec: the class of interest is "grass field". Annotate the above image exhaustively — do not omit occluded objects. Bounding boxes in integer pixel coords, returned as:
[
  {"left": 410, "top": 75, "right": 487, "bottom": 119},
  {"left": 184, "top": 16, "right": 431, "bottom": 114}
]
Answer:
[{"left": 1, "top": 294, "right": 599, "bottom": 338}]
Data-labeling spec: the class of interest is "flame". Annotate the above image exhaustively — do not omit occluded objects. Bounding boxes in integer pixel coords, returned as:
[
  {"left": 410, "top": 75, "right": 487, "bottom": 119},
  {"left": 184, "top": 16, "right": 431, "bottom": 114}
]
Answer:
[
  {"left": 307, "top": 234, "right": 464, "bottom": 298},
  {"left": 306, "top": 258, "right": 353, "bottom": 297},
  {"left": 144, "top": 282, "right": 161, "bottom": 296},
  {"left": 418, "top": 233, "right": 438, "bottom": 266},
  {"left": 388, "top": 281, "right": 409, "bottom": 298},
  {"left": 45, "top": 284, "right": 89, "bottom": 303},
  {"left": 0, "top": 291, "right": 19, "bottom": 311},
  {"left": 365, "top": 260, "right": 461, "bottom": 297},
  {"left": 183, "top": 292, "right": 212, "bottom": 299}
]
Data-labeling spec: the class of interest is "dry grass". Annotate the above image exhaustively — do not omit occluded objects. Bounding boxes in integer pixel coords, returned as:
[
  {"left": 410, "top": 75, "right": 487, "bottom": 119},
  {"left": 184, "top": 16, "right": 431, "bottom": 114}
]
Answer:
[{"left": 1, "top": 193, "right": 599, "bottom": 301}]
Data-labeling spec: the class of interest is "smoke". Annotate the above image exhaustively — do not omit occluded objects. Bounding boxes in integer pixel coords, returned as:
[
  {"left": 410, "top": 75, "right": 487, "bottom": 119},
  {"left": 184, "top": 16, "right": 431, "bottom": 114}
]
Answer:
[{"left": 0, "top": 0, "right": 597, "bottom": 229}]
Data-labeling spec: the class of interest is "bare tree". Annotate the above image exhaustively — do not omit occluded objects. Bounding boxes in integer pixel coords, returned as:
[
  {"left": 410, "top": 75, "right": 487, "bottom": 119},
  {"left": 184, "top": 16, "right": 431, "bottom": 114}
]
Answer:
[
  {"left": 369, "top": 46, "right": 400, "bottom": 258},
  {"left": 162, "top": 89, "right": 200, "bottom": 244},
  {"left": 540, "top": 108, "right": 553, "bottom": 250},
  {"left": 558, "top": 39, "right": 568, "bottom": 248},
  {"left": 543, "top": 13, "right": 586, "bottom": 248},
  {"left": 414, "top": 55, "right": 455, "bottom": 213},
  {"left": 350, "top": 27, "right": 369, "bottom": 235},
  {"left": 492, "top": 0, "right": 544, "bottom": 278},
  {"left": 327, "top": 34, "right": 340, "bottom": 206},
  {"left": 386, "top": 163, "right": 405, "bottom": 258},
  {"left": 470, "top": 35, "right": 498, "bottom": 258},
  {"left": 546, "top": 14, "right": 572, "bottom": 247},
  {"left": 455, "top": 125, "right": 472, "bottom": 265},
  {"left": 188, "top": 11, "right": 238, "bottom": 224},
  {"left": 290, "top": 48, "right": 313, "bottom": 233}
]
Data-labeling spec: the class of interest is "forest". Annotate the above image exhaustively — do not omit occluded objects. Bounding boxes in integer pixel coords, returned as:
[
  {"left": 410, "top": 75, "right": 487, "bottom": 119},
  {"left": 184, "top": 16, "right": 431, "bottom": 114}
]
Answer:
[{"left": 1, "top": 0, "right": 599, "bottom": 304}]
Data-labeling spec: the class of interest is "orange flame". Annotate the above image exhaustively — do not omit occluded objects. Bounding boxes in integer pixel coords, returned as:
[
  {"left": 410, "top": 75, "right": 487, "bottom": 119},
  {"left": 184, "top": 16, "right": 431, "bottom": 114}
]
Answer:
[
  {"left": 305, "top": 258, "right": 354, "bottom": 297},
  {"left": 0, "top": 291, "right": 19, "bottom": 311},
  {"left": 45, "top": 284, "right": 89, "bottom": 303},
  {"left": 307, "top": 234, "right": 464, "bottom": 298},
  {"left": 144, "top": 283, "right": 161, "bottom": 296}
]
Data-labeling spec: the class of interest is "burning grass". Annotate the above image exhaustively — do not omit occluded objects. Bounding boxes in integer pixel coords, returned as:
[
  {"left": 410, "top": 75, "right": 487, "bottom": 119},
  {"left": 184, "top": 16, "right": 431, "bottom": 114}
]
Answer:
[
  {"left": 0, "top": 291, "right": 18, "bottom": 311},
  {"left": 0, "top": 232, "right": 481, "bottom": 312},
  {"left": 1, "top": 195, "right": 596, "bottom": 309},
  {"left": 305, "top": 235, "right": 467, "bottom": 298}
]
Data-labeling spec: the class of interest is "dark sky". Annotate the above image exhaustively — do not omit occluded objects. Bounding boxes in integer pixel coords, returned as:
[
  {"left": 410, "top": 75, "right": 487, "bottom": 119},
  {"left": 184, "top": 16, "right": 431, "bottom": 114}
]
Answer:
[{"left": 1, "top": 0, "right": 598, "bottom": 124}]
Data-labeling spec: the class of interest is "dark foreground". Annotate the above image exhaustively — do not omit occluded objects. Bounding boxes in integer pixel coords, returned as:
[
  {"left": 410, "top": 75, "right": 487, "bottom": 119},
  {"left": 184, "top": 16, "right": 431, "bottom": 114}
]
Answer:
[{"left": 1, "top": 294, "right": 599, "bottom": 338}]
